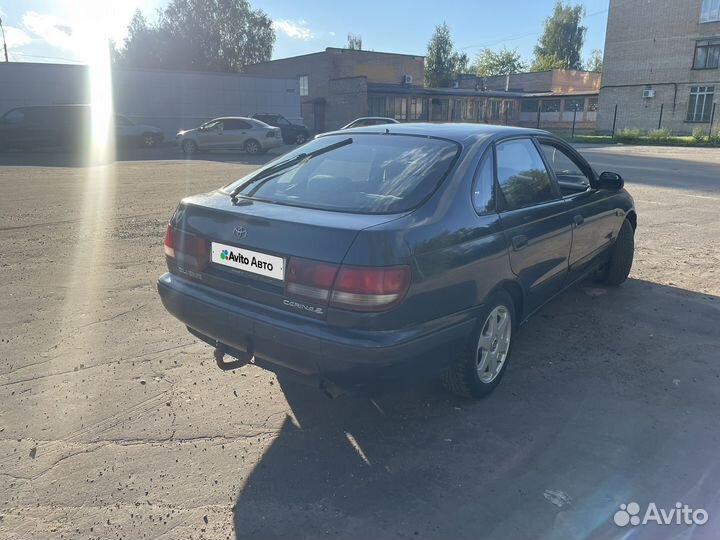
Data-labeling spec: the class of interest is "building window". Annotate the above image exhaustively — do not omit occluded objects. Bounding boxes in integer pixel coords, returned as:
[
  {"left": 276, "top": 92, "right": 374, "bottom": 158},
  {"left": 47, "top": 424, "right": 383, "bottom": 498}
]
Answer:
[
  {"left": 563, "top": 98, "right": 585, "bottom": 112},
  {"left": 408, "top": 97, "right": 424, "bottom": 121},
  {"left": 520, "top": 99, "right": 539, "bottom": 113},
  {"left": 451, "top": 99, "right": 464, "bottom": 121},
  {"left": 694, "top": 39, "right": 720, "bottom": 69},
  {"left": 504, "top": 101, "right": 515, "bottom": 120},
  {"left": 588, "top": 98, "right": 598, "bottom": 112},
  {"left": 368, "top": 95, "right": 386, "bottom": 116},
  {"left": 687, "top": 86, "right": 715, "bottom": 122},
  {"left": 541, "top": 99, "right": 561, "bottom": 113},
  {"left": 299, "top": 75, "right": 309, "bottom": 96},
  {"left": 701, "top": 0, "right": 720, "bottom": 22},
  {"left": 392, "top": 97, "right": 408, "bottom": 120}
]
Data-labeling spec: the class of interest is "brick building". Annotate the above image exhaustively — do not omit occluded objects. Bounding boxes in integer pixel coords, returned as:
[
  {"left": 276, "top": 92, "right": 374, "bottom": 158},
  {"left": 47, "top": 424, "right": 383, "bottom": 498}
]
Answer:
[
  {"left": 246, "top": 48, "right": 600, "bottom": 133},
  {"left": 598, "top": 0, "right": 720, "bottom": 134},
  {"left": 245, "top": 48, "right": 424, "bottom": 132}
]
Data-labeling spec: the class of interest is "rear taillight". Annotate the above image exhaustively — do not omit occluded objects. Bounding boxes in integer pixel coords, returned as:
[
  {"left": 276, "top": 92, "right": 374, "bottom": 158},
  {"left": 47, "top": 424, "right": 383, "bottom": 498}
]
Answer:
[
  {"left": 330, "top": 265, "right": 410, "bottom": 311},
  {"left": 284, "top": 257, "right": 410, "bottom": 312},
  {"left": 163, "top": 224, "right": 208, "bottom": 272},
  {"left": 286, "top": 257, "right": 339, "bottom": 302}
]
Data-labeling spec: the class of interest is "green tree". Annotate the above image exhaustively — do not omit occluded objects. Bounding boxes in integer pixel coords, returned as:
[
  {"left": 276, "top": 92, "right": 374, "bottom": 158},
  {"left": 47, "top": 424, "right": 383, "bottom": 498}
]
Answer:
[
  {"left": 586, "top": 48, "right": 603, "bottom": 72},
  {"left": 425, "top": 23, "right": 467, "bottom": 87},
  {"left": 532, "top": 0, "right": 586, "bottom": 71},
  {"left": 472, "top": 47, "right": 527, "bottom": 76},
  {"left": 346, "top": 33, "right": 362, "bottom": 50},
  {"left": 114, "top": 0, "right": 275, "bottom": 72}
]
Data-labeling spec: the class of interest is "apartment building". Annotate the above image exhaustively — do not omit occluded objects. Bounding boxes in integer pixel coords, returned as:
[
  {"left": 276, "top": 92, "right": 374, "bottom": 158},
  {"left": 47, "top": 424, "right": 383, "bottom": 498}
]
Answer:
[{"left": 598, "top": 0, "right": 720, "bottom": 133}]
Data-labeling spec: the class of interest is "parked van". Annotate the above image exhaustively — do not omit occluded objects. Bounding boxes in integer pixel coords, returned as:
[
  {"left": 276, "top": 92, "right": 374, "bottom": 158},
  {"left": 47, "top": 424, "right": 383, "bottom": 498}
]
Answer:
[{"left": 0, "top": 105, "right": 92, "bottom": 151}]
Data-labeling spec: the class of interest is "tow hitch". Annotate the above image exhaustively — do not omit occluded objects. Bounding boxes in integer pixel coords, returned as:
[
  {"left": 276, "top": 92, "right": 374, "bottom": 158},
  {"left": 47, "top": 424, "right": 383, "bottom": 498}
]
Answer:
[{"left": 213, "top": 342, "right": 252, "bottom": 371}]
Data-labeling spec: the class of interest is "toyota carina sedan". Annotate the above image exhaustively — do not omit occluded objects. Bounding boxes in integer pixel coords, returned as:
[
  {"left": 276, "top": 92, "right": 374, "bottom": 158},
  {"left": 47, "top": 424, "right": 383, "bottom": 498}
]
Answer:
[{"left": 158, "top": 123, "right": 636, "bottom": 399}]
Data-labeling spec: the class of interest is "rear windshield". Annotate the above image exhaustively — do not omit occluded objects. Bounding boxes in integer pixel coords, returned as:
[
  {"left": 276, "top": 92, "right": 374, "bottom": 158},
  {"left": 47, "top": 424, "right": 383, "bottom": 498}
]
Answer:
[{"left": 224, "top": 134, "right": 461, "bottom": 214}]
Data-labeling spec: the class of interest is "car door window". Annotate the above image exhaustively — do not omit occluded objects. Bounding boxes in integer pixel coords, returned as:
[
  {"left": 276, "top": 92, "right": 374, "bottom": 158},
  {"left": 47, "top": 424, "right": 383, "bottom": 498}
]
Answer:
[
  {"left": 224, "top": 119, "right": 250, "bottom": 131},
  {"left": 203, "top": 120, "right": 223, "bottom": 131},
  {"left": 471, "top": 149, "right": 495, "bottom": 214},
  {"left": 495, "top": 138, "right": 556, "bottom": 210},
  {"left": 538, "top": 142, "right": 591, "bottom": 196}
]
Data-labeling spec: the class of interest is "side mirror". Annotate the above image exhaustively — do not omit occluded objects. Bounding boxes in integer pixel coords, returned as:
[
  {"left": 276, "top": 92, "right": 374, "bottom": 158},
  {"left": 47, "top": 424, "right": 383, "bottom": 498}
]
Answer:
[{"left": 596, "top": 171, "right": 624, "bottom": 191}]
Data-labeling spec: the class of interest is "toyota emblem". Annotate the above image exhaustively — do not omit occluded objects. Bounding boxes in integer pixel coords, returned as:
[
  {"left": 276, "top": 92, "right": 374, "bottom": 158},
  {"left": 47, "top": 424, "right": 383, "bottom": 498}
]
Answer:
[{"left": 233, "top": 226, "right": 247, "bottom": 239}]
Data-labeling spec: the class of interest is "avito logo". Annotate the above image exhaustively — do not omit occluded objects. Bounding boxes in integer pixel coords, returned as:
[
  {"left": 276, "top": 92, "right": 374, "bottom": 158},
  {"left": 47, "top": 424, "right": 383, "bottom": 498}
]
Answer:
[{"left": 613, "top": 501, "right": 708, "bottom": 527}]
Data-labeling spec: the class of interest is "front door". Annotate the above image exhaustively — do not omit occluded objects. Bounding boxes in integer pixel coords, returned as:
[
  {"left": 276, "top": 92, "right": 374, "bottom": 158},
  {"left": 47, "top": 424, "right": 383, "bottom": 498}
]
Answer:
[
  {"left": 536, "top": 138, "right": 619, "bottom": 283},
  {"left": 197, "top": 119, "right": 225, "bottom": 149},
  {"left": 495, "top": 137, "right": 572, "bottom": 315}
]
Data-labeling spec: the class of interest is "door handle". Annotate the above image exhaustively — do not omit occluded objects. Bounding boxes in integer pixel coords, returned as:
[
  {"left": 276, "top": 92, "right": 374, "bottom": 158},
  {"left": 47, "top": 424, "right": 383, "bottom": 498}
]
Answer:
[
  {"left": 573, "top": 214, "right": 585, "bottom": 226},
  {"left": 511, "top": 235, "right": 528, "bottom": 250}
]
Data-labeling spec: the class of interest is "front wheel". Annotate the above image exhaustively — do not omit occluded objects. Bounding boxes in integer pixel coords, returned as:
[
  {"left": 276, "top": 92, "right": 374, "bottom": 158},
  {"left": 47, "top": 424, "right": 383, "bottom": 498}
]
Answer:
[
  {"left": 295, "top": 132, "right": 308, "bottom": 144},
  {"left": 599, "top": 218, "right": 634, "bottom": 286},
  {"left": 181, "top": 139, "right": 198, "bottom": 155},
  {"left": 442, "top": 290, "right": 515, "bottom": 400}
]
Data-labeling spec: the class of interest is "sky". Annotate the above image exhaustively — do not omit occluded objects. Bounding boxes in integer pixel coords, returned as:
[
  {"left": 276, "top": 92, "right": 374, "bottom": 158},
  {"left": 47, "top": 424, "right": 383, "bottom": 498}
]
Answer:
[{"left": 0, "top": 0, "right": 610, "bottom": 67}]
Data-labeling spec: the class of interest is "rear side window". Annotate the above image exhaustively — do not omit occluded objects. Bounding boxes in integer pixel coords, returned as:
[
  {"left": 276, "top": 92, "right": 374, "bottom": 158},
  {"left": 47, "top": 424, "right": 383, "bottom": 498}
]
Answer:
[
  {"left": 495, "top": 138, "right": 556, "bottom": 210},
  {"left": 225, "top": 119, "right": 251, "bottom": 130},
  {"left": 226, "top": 134, "right": 461, "bottom": 214},
  {"left": 472, "top": 150, "right": 495, "bottom": 214}
]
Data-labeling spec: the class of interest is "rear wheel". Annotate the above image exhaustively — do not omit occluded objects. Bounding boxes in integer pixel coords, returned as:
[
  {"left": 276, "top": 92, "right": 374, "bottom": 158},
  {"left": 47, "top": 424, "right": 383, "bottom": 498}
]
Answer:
[
  {"left": 142, "top": 132, "right": 157, "bottom": 147},
  {"left": 442, "top": 290, "right": 515, "bottom": 400},
  {"left": 182, "top": 139, "right": 198, "bottom": 155},
  {"left": 599, "top": 218, "right": 634, "bottom": 286},
  {"left": 295, "top": 132, "right": 308, "bottom": 144},
  {"left": 244, "top": 139, "right": 261, "bottom": 154}
]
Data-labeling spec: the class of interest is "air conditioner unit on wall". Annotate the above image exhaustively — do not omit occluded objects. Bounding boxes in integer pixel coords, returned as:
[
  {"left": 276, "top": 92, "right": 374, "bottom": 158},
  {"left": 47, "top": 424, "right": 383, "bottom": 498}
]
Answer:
[
  {"left": 643, "top": 88, "right": 655, "bottom": 99},
  {"left": 402, "top": 74, "right": 413, "bottom": 86}
]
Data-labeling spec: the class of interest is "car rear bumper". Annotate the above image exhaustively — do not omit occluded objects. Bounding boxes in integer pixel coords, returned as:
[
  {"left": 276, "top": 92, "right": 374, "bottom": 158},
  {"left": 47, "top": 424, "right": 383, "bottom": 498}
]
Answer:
[
  {"left": 157, "top": 272, "right": 478, "bottom": 394},
  {"left": 261, "top": 137, "right": 284, "bottom": 150}
]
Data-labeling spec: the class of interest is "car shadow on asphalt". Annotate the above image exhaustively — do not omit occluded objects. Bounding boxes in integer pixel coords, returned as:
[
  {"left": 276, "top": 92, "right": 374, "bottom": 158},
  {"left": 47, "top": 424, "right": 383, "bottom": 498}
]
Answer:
[{"left": 231, "top": 278, "right": 720, "bottom": 540}]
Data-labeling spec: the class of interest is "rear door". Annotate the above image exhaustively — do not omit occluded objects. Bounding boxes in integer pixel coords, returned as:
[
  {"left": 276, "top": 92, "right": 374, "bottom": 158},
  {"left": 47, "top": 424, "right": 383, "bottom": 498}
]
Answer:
[
  {"left": 221, "top": 119, "right": 250, "bottom": 149},
  {"left": 536, "top": 138, "right": 619, "bottom": 282},
  {"left": 494, "top": 137, "right": 572, "bottom": 314}
]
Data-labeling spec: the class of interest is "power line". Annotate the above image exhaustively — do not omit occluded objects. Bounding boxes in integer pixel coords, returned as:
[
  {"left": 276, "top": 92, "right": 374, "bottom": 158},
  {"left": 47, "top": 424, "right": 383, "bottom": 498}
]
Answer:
[{"left": 10, "top": 52, "right": 80, "bottom": 63}]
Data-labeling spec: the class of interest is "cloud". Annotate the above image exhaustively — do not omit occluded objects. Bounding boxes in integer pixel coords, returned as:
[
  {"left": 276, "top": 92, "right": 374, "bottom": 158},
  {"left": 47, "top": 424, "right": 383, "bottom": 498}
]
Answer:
[
  {"left": 329, "top": 31, "right": 336, "bottom": 37},
  {"left": 4, "top": 25, "right": 32, "bottom": 48},
  {"left": 22, "top": 11, "right": 75, "bottom": 50},
  {"left": 273, "top": 19, "right": 314, "bottom": 40}
]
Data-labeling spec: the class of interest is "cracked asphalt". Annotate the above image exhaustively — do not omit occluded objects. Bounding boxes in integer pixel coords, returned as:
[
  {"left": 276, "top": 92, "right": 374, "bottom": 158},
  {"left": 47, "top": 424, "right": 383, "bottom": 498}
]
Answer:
[{"left": 1, "top": 144, "right": 719, "bottom": 540}]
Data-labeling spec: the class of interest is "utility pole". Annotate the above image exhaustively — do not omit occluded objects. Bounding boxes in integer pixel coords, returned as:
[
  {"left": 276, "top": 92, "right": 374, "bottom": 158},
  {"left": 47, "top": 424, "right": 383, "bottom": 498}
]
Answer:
[{"left": 0, "top": 18, "right": 9, "bottom": 62}]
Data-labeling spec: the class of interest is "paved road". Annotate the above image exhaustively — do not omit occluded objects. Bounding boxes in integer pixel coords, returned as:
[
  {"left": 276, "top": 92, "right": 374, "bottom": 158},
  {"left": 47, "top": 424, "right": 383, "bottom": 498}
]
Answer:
[{"left": 0, "top": 145, "right": 718, "bottom": 540}]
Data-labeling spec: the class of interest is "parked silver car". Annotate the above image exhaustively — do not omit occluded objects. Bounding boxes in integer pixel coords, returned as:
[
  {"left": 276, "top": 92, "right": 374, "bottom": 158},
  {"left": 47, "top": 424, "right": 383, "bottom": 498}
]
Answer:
[
  {"left": 115, "top": 115, "right": 164, "bottom": 147},
  {"left": 176, "top": 117, "right": 283, "bottom": 155}
]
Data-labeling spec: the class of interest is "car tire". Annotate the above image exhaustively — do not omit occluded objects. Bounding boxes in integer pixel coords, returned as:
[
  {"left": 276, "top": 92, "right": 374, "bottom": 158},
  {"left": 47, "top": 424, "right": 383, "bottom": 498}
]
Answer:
[
  {"left": 599, "top": 218, "right": 634, "bottom": 286},
  {"left": 295, "top": 132, "right": 308, "bottom": 145},
  {"left": 182, "top": 140, "right": 198, "bottom": 155},
  {"left": 442, "top": 289, "right": 515, "bottom": 400},
  {"left": 244, "top": 139, "right": 261, "bottom": 155},
  {"left": 142, "top": 132, "right": 157, "bottom": 148}
]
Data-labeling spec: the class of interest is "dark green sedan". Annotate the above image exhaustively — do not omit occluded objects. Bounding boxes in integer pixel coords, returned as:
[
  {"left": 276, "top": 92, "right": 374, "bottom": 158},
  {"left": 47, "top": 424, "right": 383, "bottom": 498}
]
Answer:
[{"left": 158, "top": 123, "right": 636, "bottom": 399}]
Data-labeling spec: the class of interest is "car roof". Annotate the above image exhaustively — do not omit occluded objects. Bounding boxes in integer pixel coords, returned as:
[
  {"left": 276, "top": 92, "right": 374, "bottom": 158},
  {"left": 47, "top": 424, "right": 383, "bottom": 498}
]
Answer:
[
  {"left": 351, "top": 117, "right": 397, "bottom": 122},
  {"left": 325, "top": 122, "right": 553, "bottom": 144}
]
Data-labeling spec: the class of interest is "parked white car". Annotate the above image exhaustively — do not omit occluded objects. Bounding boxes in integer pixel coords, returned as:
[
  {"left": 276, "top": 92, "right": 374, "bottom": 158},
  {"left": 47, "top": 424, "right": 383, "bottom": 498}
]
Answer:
[
  {"left": 176, "top": 117, "right": 283, "bottom": 155},
  {"left": 115, "top": 115, "right": 164, "bottom": 147}
]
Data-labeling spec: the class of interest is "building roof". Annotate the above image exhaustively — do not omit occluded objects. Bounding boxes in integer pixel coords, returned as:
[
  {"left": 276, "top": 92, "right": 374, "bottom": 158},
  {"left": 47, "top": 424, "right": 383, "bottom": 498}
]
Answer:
[{"left": 248, "top": 47, "right": 424, "bottom": 66}]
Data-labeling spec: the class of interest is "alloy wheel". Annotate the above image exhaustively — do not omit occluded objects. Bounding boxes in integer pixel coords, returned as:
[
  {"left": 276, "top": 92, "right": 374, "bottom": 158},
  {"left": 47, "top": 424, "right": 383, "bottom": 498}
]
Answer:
[{"left": 476, "top": 306, "right": 512, "bottom": 383}]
